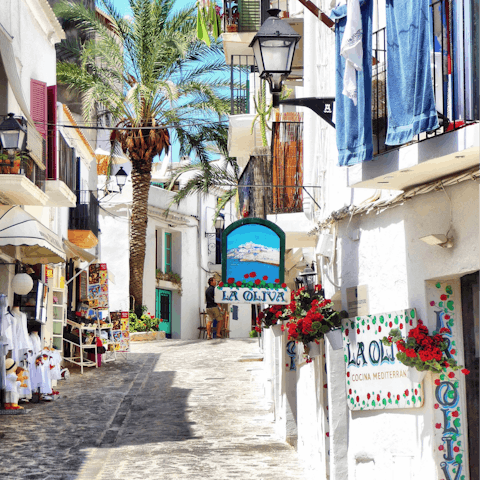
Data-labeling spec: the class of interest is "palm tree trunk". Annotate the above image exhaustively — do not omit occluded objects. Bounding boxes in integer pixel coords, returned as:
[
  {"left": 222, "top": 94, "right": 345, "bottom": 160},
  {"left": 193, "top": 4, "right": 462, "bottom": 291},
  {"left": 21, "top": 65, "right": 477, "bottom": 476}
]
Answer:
[{"left": 129, "top": 167, "right": 152, "bottom": 310}]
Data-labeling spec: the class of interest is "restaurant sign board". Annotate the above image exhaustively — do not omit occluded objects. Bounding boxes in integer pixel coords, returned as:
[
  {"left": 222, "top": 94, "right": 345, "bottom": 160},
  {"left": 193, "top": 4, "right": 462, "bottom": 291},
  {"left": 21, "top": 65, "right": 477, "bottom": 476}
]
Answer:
[{"left": 343, "top": 308, "right": 425, "bottom": 410}]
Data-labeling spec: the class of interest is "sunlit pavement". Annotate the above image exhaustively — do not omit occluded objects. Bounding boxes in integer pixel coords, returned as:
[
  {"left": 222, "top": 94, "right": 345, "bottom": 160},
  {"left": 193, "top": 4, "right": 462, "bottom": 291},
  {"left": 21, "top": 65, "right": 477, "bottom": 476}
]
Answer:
[{"left": 1, "top": 338, "right": 305, "bottom": 480}]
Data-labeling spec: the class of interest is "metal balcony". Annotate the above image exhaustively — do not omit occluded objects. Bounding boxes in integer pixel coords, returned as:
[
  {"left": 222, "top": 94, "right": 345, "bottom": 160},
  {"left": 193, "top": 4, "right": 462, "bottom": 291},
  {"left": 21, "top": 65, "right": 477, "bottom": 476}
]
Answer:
[
  {"left": 372, "top": 0, "right": 479, "bottom": 157},
  {"left": 68, "top": 190, "right": 99, "bottom": 249}
]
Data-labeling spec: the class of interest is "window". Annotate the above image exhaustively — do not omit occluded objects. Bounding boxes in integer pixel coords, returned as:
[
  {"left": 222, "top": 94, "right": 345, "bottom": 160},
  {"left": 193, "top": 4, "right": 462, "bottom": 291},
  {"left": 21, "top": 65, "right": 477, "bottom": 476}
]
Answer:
[{"left": 165, "top": 232, "right": 172, "bottom": 273}]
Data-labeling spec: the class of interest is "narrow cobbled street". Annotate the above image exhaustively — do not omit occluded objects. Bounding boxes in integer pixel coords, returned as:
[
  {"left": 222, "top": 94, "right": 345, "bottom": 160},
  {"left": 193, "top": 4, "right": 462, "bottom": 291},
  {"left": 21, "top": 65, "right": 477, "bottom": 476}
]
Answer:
[{"left": 0, "top": 339, "right": 305, "bottom": 480}]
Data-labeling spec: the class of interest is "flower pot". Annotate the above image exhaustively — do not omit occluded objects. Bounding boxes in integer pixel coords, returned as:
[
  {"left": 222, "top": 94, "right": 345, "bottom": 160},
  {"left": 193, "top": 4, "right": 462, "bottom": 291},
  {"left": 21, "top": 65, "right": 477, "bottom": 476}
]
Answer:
[
  {"left": 272, "top": 324, "right": 283, "bottom": 337},
  {"left": 305, "top": 341, "right": 321, "bottom": 358},
  {"left": 407, "top": 368, "right": 428, "bottom": 384},
  {"left": 226, "top": 25, "right": 238, "bottom": 32},
  {"left": 325, "top": 328, "right": 343, "bottom": 350}
]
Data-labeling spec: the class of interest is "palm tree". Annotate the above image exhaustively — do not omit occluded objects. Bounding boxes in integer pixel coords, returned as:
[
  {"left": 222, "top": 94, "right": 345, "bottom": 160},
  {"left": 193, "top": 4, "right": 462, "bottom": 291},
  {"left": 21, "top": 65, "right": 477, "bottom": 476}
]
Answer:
[
  {"left": 167, "top": 155, "right": 240, "bottom": 223},
  {"left": 54, "top": 0, "right": 230, "bottom": 308}
]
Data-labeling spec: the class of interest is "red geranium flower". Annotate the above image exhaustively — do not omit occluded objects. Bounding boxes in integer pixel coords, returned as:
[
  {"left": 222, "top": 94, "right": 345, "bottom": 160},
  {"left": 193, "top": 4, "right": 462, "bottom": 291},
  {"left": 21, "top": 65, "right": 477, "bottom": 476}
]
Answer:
[
  {"left": 263, "top": 275, "right": 268, "bottom": 281},
  {"left": 281, "top": 283, "right": 287, "bottom": 288},
  {"left": 218, "top": 281, "right": 224, "bottom": 287},
  {"left": 275, "top": 278, "right": 280, "bottom": 283},
  {"left": 227, "top": 277, "right": 235, "bottom": 284},
  {"left": 236, "top": 281, "right": 242, "bottom": 287},
  {"left": 255, "top": 279, "right": 261, "bottom": 285},
  {"left": 250, "top": 272, "right": 256, "bottom": 278},
  {"left": 244, "top": 274, "right": 249, "bottom": 279}
]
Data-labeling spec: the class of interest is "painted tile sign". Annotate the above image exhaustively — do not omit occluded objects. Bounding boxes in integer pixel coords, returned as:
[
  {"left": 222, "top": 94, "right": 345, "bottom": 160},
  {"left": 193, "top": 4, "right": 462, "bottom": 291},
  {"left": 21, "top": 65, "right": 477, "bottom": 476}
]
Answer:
[
  {"left": 216, "top": 218, "right": 288, "bottom": 304},
  {"left": 430, "top": 281, "right": 468, "bottom": 480},
  {"left": 343, "top": 309, "right": 425, "bottom": 410}
]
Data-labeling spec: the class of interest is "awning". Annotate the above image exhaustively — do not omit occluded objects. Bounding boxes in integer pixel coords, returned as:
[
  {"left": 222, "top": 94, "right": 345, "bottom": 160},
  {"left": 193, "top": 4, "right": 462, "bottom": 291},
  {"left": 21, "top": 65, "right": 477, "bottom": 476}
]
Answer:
[
  {"left": 64, "top": 239, "right": 97, "bottom": 263},
  {"left": 0, "top": 206, "right": 66, "bottom": 265}
]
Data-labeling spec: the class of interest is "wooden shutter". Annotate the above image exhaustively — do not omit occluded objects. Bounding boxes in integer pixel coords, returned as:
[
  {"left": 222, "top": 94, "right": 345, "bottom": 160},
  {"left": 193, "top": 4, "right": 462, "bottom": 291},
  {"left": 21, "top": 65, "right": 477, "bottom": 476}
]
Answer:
[
  {"left": 47, "top": 85, "right": 57, "bottom": 179},
  {"left": 30, "top": 79, "right": 47, "bottom": 139}
]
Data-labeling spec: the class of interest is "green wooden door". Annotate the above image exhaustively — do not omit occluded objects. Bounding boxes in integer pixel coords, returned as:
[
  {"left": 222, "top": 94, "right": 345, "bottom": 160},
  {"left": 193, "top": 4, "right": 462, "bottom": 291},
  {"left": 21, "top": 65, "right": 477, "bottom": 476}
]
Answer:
[{"left": 156, "top": 288, "right": 172, "bottom": 337}]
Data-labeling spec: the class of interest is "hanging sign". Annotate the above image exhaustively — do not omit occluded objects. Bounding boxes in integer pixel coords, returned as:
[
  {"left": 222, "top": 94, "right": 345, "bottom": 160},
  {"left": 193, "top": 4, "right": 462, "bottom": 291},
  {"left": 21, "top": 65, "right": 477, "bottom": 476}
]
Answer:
[
  {"left": 343, "top": 308, "right": 425, "bottom": 411},
  {"left": 215, "top": 218, "right": 288, "bottom": 304}
]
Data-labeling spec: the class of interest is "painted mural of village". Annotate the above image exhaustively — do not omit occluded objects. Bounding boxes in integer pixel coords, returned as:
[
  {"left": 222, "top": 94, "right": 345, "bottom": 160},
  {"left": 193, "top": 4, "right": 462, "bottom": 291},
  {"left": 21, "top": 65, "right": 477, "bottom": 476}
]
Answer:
[{"left": 226, "top": 241, "right": 280, "bottom": 266}]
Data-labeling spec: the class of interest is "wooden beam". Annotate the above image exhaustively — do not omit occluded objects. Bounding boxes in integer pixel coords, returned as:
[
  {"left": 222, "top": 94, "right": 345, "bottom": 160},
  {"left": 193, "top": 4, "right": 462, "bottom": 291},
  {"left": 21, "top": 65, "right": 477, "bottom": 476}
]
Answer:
[{"left": 296, "top": 0, "right": 335, "bottom": 29}]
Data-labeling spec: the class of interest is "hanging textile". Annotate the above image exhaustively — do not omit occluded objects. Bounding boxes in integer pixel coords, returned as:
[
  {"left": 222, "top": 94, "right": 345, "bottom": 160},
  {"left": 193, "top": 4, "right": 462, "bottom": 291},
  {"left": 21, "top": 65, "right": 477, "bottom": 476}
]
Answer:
[
  {"left": 331, "top": 0, "right": 373, "bottom": 166},
  {"left": 385, "top": 0, "right": 439, "bottom": 145}
]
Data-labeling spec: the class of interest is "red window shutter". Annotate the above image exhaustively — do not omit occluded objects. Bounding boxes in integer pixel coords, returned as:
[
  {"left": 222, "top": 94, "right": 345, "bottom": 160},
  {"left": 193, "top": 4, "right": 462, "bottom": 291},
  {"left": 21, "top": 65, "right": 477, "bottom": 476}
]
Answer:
[
  {"left": 30, "top": 79, "right": 47, "bottom": 139},
  {"left": 47, "top": 85, "right": 57, "bottom": 180}
]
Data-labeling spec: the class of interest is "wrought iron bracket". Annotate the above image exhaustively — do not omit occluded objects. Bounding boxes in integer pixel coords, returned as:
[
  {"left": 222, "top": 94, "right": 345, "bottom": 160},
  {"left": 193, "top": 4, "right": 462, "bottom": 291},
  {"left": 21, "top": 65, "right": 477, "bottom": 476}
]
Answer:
[{"left": 279, "top": 97, "right": 335, "bottom": 128}]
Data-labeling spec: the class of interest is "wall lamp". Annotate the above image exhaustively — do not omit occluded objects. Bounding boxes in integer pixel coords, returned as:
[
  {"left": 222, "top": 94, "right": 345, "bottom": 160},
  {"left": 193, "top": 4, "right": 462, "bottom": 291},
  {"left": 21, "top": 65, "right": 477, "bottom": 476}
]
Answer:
[
  {"left": 99, "top": 166, "right": 129, "bottom": 200},
  {"left": 0, "top": 113, "right": 28, "bottom": 152},
  {"left": 419, "top": 234, "right": 454, "bottom": 249},
  {"left": 205, "top": 214, "right": 225, "bottom": 238},
  {"left": 249, "top": 11, "right": 335, "bottom": 127}
]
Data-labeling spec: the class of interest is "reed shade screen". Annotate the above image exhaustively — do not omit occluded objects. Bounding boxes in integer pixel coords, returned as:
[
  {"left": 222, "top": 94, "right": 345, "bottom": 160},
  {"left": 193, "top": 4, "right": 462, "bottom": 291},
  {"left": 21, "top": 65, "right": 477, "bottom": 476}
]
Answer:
[{"left": 272, "top": 112, "right": 303, "bottom": 214}]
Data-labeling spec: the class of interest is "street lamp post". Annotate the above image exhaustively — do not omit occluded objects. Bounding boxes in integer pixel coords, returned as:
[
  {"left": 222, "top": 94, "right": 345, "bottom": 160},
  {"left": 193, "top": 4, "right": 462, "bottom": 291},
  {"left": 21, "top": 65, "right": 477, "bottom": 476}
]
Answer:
[{"left": 249, "top": 9, "right": 301, "bottom": 107}]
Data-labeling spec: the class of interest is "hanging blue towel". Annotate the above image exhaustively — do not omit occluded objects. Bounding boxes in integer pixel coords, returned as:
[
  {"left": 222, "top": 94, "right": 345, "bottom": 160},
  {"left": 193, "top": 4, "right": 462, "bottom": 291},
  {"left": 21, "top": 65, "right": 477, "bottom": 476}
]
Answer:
[
  {"left": 332, "top": 0, "right": 373, "bottom": 166},
  {"left": 385, "top": 0, "right": 439, "bottom": 145}
]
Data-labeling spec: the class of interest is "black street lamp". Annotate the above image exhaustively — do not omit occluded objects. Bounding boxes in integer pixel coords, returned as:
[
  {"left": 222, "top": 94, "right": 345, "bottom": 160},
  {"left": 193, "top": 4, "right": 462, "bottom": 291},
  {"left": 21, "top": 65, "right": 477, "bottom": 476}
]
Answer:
[
  {"left": 249, "top": 9, "right": 301, "bottom": 107},
  {"left": 297, "top": 262, "right": 317, "bottom": 294},
  {"left": 115, "top": 166, "right": 128, "bottom": 193},
  {"left": 0, "top": 113, "right": 27, "bottom": 152}
]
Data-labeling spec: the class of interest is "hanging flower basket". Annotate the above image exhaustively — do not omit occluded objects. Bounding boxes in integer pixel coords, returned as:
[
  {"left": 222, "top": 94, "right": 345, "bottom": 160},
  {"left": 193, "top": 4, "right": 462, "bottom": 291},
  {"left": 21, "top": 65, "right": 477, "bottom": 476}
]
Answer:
[
  {"left": 406, "top": 367, "right": 428, "bottom": 384},
  {"left": 325, "top": 328, "right": 343, "bottom": 350},
  {"left": 272, "top": 324, "right": 283, "bottom": 337},
  {"left": 305, "top": 341, "right": 321, "bottom": 358}
]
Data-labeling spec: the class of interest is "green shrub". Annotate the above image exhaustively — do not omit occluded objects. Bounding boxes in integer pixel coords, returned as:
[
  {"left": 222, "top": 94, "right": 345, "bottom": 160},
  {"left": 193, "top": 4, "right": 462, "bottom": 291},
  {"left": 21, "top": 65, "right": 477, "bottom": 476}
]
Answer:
[{"left": 129, "top": 305, "right": 161, "bottom": 332}]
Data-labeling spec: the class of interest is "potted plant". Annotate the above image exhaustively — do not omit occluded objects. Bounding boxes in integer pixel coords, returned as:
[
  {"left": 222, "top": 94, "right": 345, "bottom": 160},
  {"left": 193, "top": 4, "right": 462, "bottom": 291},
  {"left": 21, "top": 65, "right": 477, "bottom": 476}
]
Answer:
[
  {"left": 222, "top": 6, "right": 239, "bottom": 32},
  {"left": 382, "top": 320, "right": 469, "bottom": 381},
  {"left": 156, "top": 269, "right": 183, "bottom": 296},
  {"left": 285, "top": 286, "right": 348, "bottom": 360}
]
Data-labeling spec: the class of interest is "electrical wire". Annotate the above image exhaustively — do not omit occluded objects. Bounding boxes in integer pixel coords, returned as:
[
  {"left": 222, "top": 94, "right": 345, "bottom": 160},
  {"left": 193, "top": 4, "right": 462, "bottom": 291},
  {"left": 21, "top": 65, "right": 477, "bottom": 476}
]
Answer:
[{"left": 32, "top": 119, "right": 228, "bottom": 131}]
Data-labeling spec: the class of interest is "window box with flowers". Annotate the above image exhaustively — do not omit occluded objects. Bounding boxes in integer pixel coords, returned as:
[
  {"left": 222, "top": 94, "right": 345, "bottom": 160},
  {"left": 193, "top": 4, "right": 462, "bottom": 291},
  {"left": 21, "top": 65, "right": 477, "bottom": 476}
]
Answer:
[
  {"left": 382, "top": 320, "right": 469, "bottom": 381},
  {"left": 156, "top": 269, "right": 182, "bottom": 296}
]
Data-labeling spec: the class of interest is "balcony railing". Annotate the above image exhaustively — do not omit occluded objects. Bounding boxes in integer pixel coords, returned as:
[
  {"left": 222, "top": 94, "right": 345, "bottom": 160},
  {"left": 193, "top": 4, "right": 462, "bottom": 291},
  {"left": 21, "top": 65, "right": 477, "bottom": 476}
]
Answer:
[
  {"left": 238, "top": 117, "right": 303, "bottom": 216},
  {"left": 372, "top": 0, "right": 479, "bottom": 156},
  {"left": 0, "top": 152, "right": 46, "bottom": 192},
  {"left": 69, "top": 190, "right": 99, "bottom": 238},
  {"left": 58, "top": 133, "right": 77, "bottom": 192},
  {"left": 230, "top": 55, "right": 256, "bottom": 115}
]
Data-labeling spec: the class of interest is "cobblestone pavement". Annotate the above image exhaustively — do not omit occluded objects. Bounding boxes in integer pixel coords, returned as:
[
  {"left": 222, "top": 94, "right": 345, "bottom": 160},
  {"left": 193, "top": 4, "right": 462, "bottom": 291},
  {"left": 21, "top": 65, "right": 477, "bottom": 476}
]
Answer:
[{"left": 0, "top": 338, "right": 305, "bottom": 480}]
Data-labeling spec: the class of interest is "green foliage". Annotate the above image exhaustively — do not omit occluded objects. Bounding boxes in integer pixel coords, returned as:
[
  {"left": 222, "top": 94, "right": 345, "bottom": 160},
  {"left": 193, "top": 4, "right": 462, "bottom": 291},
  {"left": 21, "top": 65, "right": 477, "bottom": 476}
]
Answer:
[
  {"left": 249, "top": 329, "right": 259, "bottom": 338},
  {"left": 129, "top": 306, "right": 161, "bottom": 332}
]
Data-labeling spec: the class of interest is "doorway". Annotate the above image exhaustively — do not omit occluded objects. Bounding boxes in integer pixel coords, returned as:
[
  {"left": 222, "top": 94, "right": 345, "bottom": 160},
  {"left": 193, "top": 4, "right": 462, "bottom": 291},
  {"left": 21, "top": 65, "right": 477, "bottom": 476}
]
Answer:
[
  {"left": 156, "top": 288, "right": 172, "bottom": 338},
  {"left": 460, "top": 271, "right": 479, "bottom": 479}
]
